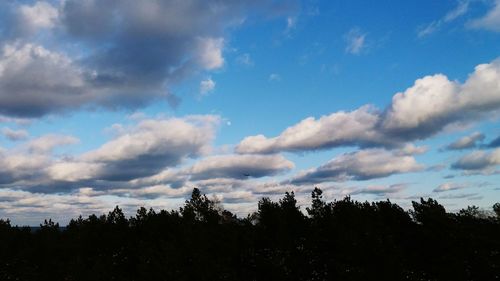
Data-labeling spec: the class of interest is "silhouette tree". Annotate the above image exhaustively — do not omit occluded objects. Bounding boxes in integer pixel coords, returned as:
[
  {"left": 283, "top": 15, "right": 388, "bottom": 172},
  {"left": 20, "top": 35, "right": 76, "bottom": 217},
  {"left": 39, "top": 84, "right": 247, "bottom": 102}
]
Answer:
[
  {"left": 0, "top": 218, "right": 10, "bottom": 230},
  {"left": 40, "top": 218, "right": 59, "bottom": 229},
  {"left": 411, "top": 198, "right": 449, "bottom": 226},
  {"left": 180, "top": 187, "right": 220, "bottom": 223},
  {"left": 0, "top": 188, "right": 499, "bottom": 281},
  {"left": 493, "top": 202, "right": 500, "bottom": 218},
  {"left": 306, "top": 187, "right": 328, "bottom": 219},
  {"left": 458, "top": 205, "right": 482, "bottom": 218},
  {"left": 106, "top": 205, "right": 128, "bottom": 226}
]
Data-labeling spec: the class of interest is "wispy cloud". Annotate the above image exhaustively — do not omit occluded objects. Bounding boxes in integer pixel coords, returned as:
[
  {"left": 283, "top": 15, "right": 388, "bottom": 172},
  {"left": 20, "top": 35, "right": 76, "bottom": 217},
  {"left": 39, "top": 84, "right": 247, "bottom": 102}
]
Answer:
[
  {"left": 236, "top": 53, "right": 254, "bottom": 66},
  {"left": 349, "top": 183, "right": 407, "bottom": 197},
  {"left": 417, "top": 0, "right": 470, "bottom": 37},
  {"left": 200, "top": 78, "right": 216, "bottom": 96},
  {"left": 434, "top": 182, "right": 470, "bottom": 192},
  {"left": 468, "top": 0, "right": 500, "bottom": 32},
  {"left": 2, "top": 127, "right": 28, "bottom": 141},
  {"left": 284, "top": 16, "right": 297, "bottom": 36},
  {"left": 345, "top": 28, "right": 367, "bottom": 55},
  {"left": 269, "top": 73, "right": 281, "bottom": 82}
]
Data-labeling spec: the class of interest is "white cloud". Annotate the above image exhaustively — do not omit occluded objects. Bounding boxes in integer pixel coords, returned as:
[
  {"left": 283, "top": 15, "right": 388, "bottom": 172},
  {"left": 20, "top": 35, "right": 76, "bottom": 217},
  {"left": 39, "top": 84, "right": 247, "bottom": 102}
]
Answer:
[
  {"left": 0, "top": 0, "right": 293, "bottom": 117},
  {"left": 26, "top": 134, "right": 79, "bottom": 154},
  {"left": 349, "top": 183, "right": 407, "bottom": 196},
  {"left": 187, "top": 154, "right": 294, "bottom": 181},
  {"left": 445, "top": 132, "right": 485, "bottom": 150},
  {"left": 128, "top": 168, "right": 187, "bottom": 188},
  {"left": 17, "top": 1, "right": 59, "bottom": 33},
  {"left": 418, "top": 0, "right": 470, "bottom": 37},
  {"left": 444, "top": 0, "right": 470, "bottom": 22},
  {"left": 2, "top": 127, "right": 28, "bottom": 141},
  {"left": 48, "top": 115, "right": 220, "bottom": 184},
  {"left": 200, "top": 78, "right": 216, "bottom": 95},
  {"left": 236, "top": 105, "right": 393, "bottom": 154},
  {"left": 0, "top": 133, "right": 80, "bottom": 187},
  {"left": 47, "top": 161, "right": 102, "bottom": 183},
  {"left": 469, "top": 0, "right": 500, "bottom": 32},
  {"left": 452, "top": 148, "right": 500, "bottom": 171},
  {"left": 0, "top": 43, "right": 89, "bottom": 117},
  {"left": 109, "top": 185, "right": 193, "bottom": 199},
  {"left": 395, "top": 144, "right": 428, "bottom": 156},
  {"left": 127, "top": 112, "right": 147, "bottom": 121},
  {"left": 417, "top": 22, "right": 440, "bottom": 38},
  {"left": 434, "top": 182, "right": 469, "bottom": 192},
  {"left": 215, "top": 190, "right": 256, "bottom": 204},
  {"left": 197, "top": 37, "right": 225, "bottom": 70},
  {"left": 0, "top": 152, "right": 48, "bottom": 184},
  {"left": 382, "top": 74, "right": 460, "bottom": 132},
  {"left": 0, "top": 187, "right": 154, "bottom": 225},
  {"left": 289, "top": 149, "right": 423, "bottom": 185},
  {"left": 85, "top": 117, "right": 217, "bottom": 162},
  {"left": 75, "top": 187, "right": 105, "bottom": 197},
  {"left": 0, "top": 115, "right": 33, "bottom": 126},
  {"left": 383, "top": 60, "right": 500, "bottom": 138},
  {"left": 237, "top": 59, "right": 500, "bottom": 155}
]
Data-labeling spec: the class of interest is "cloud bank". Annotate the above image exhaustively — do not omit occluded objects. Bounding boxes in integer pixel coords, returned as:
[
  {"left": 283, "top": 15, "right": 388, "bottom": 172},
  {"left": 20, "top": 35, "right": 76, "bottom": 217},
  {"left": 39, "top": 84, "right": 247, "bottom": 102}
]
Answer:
[
  {"left": 445, "top": 132, "right": 485, "bottom": 150},
  {"left": 289, "top": 149, "right": 423, "bottom": 185},
  {"left": 0, "top": 0, "right": 293, "bottom": 117},
  {"left": 237, "top": 59, "right": 500, "bottom": 154}
]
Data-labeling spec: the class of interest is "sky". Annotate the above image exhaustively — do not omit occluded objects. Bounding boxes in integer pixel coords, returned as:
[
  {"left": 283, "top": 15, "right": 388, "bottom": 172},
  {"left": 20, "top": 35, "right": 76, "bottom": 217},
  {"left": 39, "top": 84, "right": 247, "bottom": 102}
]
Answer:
[{"left": 0, "top": 0, "right": 500, "bottom": 225}]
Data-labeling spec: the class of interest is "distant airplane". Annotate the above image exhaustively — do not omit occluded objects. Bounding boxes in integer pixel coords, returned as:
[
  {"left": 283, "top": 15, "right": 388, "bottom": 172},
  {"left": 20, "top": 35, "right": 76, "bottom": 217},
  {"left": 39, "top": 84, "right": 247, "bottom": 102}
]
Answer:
[{"left": 243, "top": 173, "right": 251, "bottom": 177}]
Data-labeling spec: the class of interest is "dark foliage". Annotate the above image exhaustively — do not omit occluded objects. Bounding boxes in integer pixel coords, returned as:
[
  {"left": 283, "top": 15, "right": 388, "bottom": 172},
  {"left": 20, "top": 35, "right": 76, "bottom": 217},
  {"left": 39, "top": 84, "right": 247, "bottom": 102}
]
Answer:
[{"left": 0, "top": 187, "right": 499, "bottom": 280}]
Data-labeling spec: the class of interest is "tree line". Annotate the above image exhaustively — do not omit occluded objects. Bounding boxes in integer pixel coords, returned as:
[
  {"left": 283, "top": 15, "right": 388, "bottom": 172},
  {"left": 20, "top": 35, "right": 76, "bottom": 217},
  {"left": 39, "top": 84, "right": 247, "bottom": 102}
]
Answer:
[{"left": 0, "top": 187, "right": 499, "bottom": 280}]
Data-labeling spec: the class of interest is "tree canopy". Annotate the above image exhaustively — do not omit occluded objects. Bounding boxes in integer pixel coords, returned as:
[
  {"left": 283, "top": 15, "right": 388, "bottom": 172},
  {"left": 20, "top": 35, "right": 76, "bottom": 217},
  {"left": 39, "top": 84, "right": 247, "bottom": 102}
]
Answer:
[{"left": 0, "top": 188, "right": 499, "bottom": 281}]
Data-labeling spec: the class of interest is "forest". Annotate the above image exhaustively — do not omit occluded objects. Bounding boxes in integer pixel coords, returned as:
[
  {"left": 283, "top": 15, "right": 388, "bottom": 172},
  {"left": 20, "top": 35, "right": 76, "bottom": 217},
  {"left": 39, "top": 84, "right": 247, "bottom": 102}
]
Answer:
[{"left": 0, "top": 187, "right": 499, "bottom": 281}]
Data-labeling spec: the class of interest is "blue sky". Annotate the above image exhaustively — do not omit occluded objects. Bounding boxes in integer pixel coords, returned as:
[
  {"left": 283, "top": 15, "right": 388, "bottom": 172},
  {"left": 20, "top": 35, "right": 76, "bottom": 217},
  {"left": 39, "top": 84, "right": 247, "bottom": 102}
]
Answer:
[{"left": 0, "top": 0, "right": 500, "bottom": 225}]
